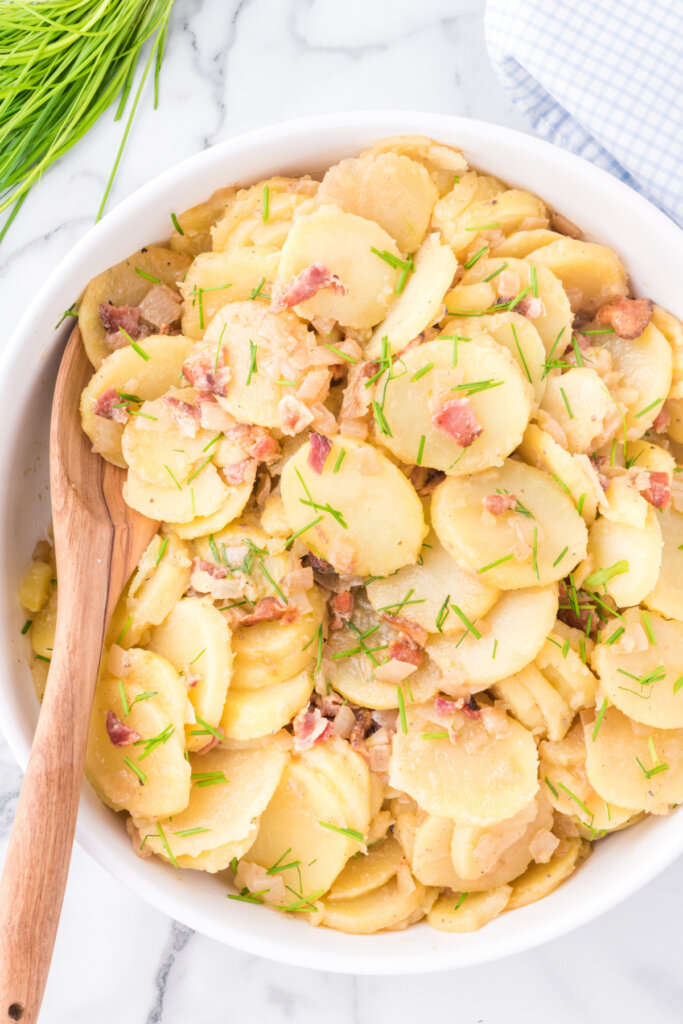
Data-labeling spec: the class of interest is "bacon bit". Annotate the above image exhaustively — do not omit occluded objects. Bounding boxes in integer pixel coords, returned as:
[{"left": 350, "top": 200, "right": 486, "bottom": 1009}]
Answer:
[
  {"left": 226, "top": 423, "right": 281, "bottom": 464},
  {"left": 138, "top": 283, "right": 182, "bottom": 334},
  {"left": 432, "top": 397, "right": 482, "bottom": 447},
  {"left": 193, "top": 558, "right": 227, "bottom": 580},
  {"left": 98, "top": 303, "right": 140, "bottom": 338},
  {"left": 278, "top": 395, "right": 315, "bottom": 436},
  {"left": 434, "top": 696, "right": 462, "bottom": 716},
  {"left": 654, "top": 407, "right": 671, "bottom": 433},
  {"left": 93, "top": 386, "right": 129, "bottom": 424},
  {"left": 350, "top": 708, "right": 373, "bottom": 749},
  {"left": 222, "top": 458, "right": 258, "bottom": 486},
  {"left": 596, "top": 296, "right": 653, "bottom": 339},
  {"left": 330, "top": 590, "right": 354, "bottom": 630},
  {"left": 375, "top": 653, "right": 420, "bottom": 678},
  {"left": 190, "top": 558, "right": 245, "bottom": 602},
  {"left": 105, "top": 710, "right": 141, "bottom": 747},
  {"left": 270, "top": 263, "right": 347, "bottom": 314},
  {"left": 637, "top": 470, "right": 671, "bottom": 510},
  {"left": 292, "top": 705, "right": 333, "bottom": 752},
  {"left": 239, "top": 596, "right": 289, "bottom": 626},
  {"left": 304, "top": 553, "right": 336, "bottom": 576},
  {"left": 483, "top": 492, "right": 517, "bottom": 515},
  {"left": 182, "top": 347, "right": 231, "bottom": 396},
  {"left": 308, "top": 432, "right": 332, "bottom": 474},
  {"left": 318, "top": 692, "right": 344, "bottom": 718},
  {"left": 162, "top": 395, "right": 201, "bottom": 436},
  {"left": 497, "top": 293, "right": 545, "bottom": 319},
  {"left": 381, "top": 614, "right": 428, "bottom": 648},
  {"left": 461, "top": 697, "right": 481, "bottom": 720}
]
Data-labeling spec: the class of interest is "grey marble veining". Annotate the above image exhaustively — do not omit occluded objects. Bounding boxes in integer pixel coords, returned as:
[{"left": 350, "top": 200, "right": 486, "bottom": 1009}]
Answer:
[{"left": 1, "top": 1, "right": 679, "bottom": 1021}]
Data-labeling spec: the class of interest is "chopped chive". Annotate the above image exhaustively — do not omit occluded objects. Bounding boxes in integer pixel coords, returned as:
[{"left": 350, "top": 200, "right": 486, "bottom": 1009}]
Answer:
[
  {"left": 416, "top": 435, "right": 426, "bottom": 466},
  {"left": 605, "top": 627, "right": 625, "bottom": 645},
  {"left": 189, "top": 648, "right": 206, "bottom": 666},
  {"left": 333, "top": 448, "right": 346, "bottom": 473},
  {"left": 422, "top": 732, "right": 449, "bottom": 740},
  {"left": 262, "top": 184, "right": 270, "bottom": 222},
  {"left": 123, "top": 756, "right": 147, "bottom": 785},
  {"left": 532, "top": 527, "right": 539, "bottom": 580},
  {"left": 257, "top": 559, "right": 288, "bottom": 604},
  {"left": 213, "top": 322, "right": 226, "bottom": 375},
  {"left": 641, "top": 610, "right": 656, "bottom": 645},
  {"left": 117, "top": 681, "right": 130, "bottom": 717},
  {"left": 318, "top": 821, "right": 364, "bottom": 842},
  {"left": 551, "top": 473, "right": 570, "bottom": 495},
  {"left": 284, "top": 516, "right": 323, "bottom": 549},
  {"left": 120, "top": 331, "right": 150, "bottom": 362},
  {"left": 510, "top": 323, "right": 532, "bottom": 383},
  {"left": 483, "top": 262, "right": 508, "bottom": 282},
  {"left": 542, "top": 328, "right": 566, "bottom": 379},
  {"left": 397, "top": 685, "right": 408, "bottom": 734},
  {"left": 465, "top": 222, "right": 500, "bottom": 231},
  {"left": 163, "top": 465, "right": 182, "bottom": 491},
  {"left": 171, "top": 212, "right": 184, "bottom": 235},
  {"left": 635, "top": 756, "right": 669, "bottom": 779},
  {"left": 674, "top": 675, "right": 683, "bottom": 695},
  {"left": 115, "top": 615, "right": 132, "bottom": 646},
  {"left": 552, "top": 546, "right": 568, "bottom": 567},
  {"left": 191, "top": 771, "right": 228, "bottom": 787},
  {"left": 155, "top": 537, "right": 169, "bottom": 566},
  {"left": 557, "top": 782, "right": 593, "bottom": 822},
  {"left": 134, "top": 267, "right": 161, "bottom": 284},
  {"left": 463, "top": 245, "right": 489, "bottom": 269},
  {"left": 411, "top": 362, "right": 434, "bottom": 382},
  {"left": 450, "top": 378, "right": 504, "bottom": 396},
  {"left": 372, "top": 400, "right": 392, "bottom": 436},
  {"left": 530, "top": 264, "right": 538, "bottom": 297},
  {"left": 156, "top": 822, "right": 178, "bottom": 867},
  {"left": 249, "top": 277, "right": 270, "bottom": 301},
  {"left": 135, "top": 724, "right": 175, "bottom": 760},
  {"left": 634, "top": 398, "right": 663, "bottom": 419},
  {"left": 174, "top": 827, "right": 211, "bottom": 837},
  {"left": 492, "top": 638, "right": 498, "bottom": 659},
  {"left": 571, "top": 335, "right": 584, "bottom": 367},
  {"left": 21, "top": 619, "right": 32, "bottom": 635},
  {"left": 190, "top": 717, "right": 224, "bottom": 739},
  {"left": 506, "top": 285, "right": 531, "bottom": 311},
  {"left": 544, "top": 776, "right": 559, "bottom": 798},
  {"left": 478, "top": 554, "right": 514, "bottom": 574},
  {"left": 577, "top": 493, "right": 586, "bottom": 516},
  {"left": 454, "top": 892, "right": 468, "bottom": 911},
  {"left": 187, "top": 455, "right": 213, "bottom": 484},
  {"left": 559, "top": 386, "right": 574, "bottom": 420},
  {"left": 324, "top": 342, "right": 357, "bottom": 364},
  {"left": 246, "top": 339, "right": 258, "bottom": 385},
  {"left": 227, "top": 889, "right": 266, "bottom": 905},
  {"left": 202, "top": 432, "right": 223, "bottom": 453},
  {"left": 584, "top": 561, "right": 629, "bottom": 588},
  {"left": 581, "top": 327, "right": 615, "bottom": 335},
  {"left": 450, "top": 604, "right": 481, "bottom": 639},
  {"left": 131, "top": 691, "right": 157, "bottom": 706},
  {"left": 435, "top": 593, "right": 451, "bottom": 633}
]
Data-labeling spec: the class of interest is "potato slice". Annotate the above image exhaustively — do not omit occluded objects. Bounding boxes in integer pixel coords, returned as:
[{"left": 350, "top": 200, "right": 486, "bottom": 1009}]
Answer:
[
  {"left": 377, "top": 335, "right": 532, "bottom": 475},
  {"left": 298, "top": 737, "right": 371, "bottom": 837},
  {"left": 79, "top": 247, "right": 191, "bottom": 368},
  {"left": 583, "top": 705, "right": 683, "bottom": 812},
  {"left": 123, "top": 463, "right": 228, "bottom": 523},
  {"left": 321, "top": 875, "right": 428, "bottom": 934},
  {"left": 85, "top": 650, "right": 190, "bottom": 818},
  {"left": 492, "top": 229, "right": 564, "bottom": 258},
  {"left": 506, "top": 838, "right": 588, "bottom": 911},
  {"left": 644, "top": 506, "right": 683, "bottom": 620},
  {"left": 80, "top": 334, "right": 193, "bottom": 468},
  {"left": 230, "top": 590, "right": 325, "bottom": 691},
  {"left": 451, "top": 793, "right": 554, "bottom": 886},
  {"left": 327, "top": 835, "right": 404, "bottom": 900},
  {"left": 450, "top": 257, "right": 572, "bottom": 357},
  {"left": 431, "top": 460, "right": 588, "bottom": 588},
  {"left": 179, "top": 251, "right": 261, "bottom": 339},
  {"left": 124, "top": 533, "right": 192, "bottom": 647},
  {"left": 540, "top": 368, "right": 618, "bottom": 453},
  {"left": 17, "top": 558, "right": 53, "bottom": 614},
  {"left": 654, "top": 305, "right": 683, "bottom": 441},
  {"left": 389, "top": 708, "right": 538, "bottom": 825},
  {"left": 366, "top": 233, "right": 457, "bottom": 358},
  {"left": 247, "top": 759, "right": 359, "bottom": 895},
  {"left": 426, "top": 585, "right": 558, "bottom": 689},
  {"left": 132, "top": 743, "right": 288, "bottom": 871},
  {"left": 455, "top": 312, "right": 547, "bottom": 408},
  {"left": 192, "top": 520, "right": 291, "bottom": 606},
  {"left": 493, "top": 664, "right": 573, "bottom": 741},
  {"left": 529, "top": 238, "right": 627, "bottom": 315},
  {"left": 518, "top": 423, "right": 599, "bottom": 525},
  {"left": 281, "top": 437, "right": 426, "bottom": 577},
  {"left": 121, "top": 389, "right": 216, "bottom": 487},
  {"left": 169, "top": 186, "right": 237, "bottom": 257},
  {"left": 148, "top": 597, "right": 232, "bottom": 750},
  {"left": 540, "top": 722, "right": 636, "bottom": 835},
  {"left": 364, "top": 135, "right": 467, "bottom": 195},
  {"left": 604, "top": 322, "right": 672, "bottom": 439},
  {"left": 366, "top": 527, "right": 499, "bottom": 636},
  {"left": 585, "top": 506, "right": 661, "bottom": 607},
  {"left": 432, "top": 182, "right": 548, "bottom": 260},
  {"left": 592, "top": 609, "right": 683, "bottom": 728},
  {"left": 200, "top": 300, "right": 317, "bottom": 429},
  {"left": 173, "top": 483, "right": 253, "bottom": 540},
  {"left": 318, "top": 151, "right": 438, "bottom": 252},
  {"left": 29, "top": 585, "right": 57, "bottom": 659},
  {"left": 534, "top": 630, "right": 598, "bottom": 712},
  {"left": 220, "top": 668, "right": 313, "bottom": 740},
  {"left": 211, "top": 176, "right": 317, "bottom": 254},
  {"left": 276, "top": 205, "right": 400, "bottom": 329},
  {"left": 427, "top": 886, "right": 512, "bottom": 933}
]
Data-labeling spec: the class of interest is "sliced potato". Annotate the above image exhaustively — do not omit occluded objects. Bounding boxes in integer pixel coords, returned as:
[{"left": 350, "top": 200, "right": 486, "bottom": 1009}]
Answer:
[
  {"left": 173, "top": 482, "right": 253, "bottom": 540},
  {"left": 276, "top": 205, "right": 400, "bottom": 329},
  {"left": 433, "top": 180, "right": 547, "bottom": 260},
  {"left": 327, "top": 835, "right": 404, "bottom": 900},
  {"left": 280, "top": 437, "right": 426, "bottom": 577},
  {"left": 585, "top": 506, "right": 661, "bottom": 607},
  {"left": 604, "top": 322, "right": 673, "bottom": 439},
  {"left": 247, "top": 759, "right": 359, "bottom": 895},
  {"left": 123, "top": 463, "right": 228, "bottom": 523},
  {"left": 377, "top": 335, "right": 532, "bottom": 475},
  {"left": 366, "top": 233, "right": 457, "bottom": 357},
  {"left": 364, "top": 135, "right": 467, "bottom": 195},
  {"left": 431, "top": 460, "right": 588, "bottom": 588},
  {"left": 17, "top": 559, "right": 53, "bottom": 614},
  {"left": 85, "top": 650, "right": 190, "bottom": 818},
  {"left": 540, "top": 368, "right": 618, "bottom": 453},
  {"left": 644, "top": 506, "right": 683, "bottom": 620},
  {"left": 493, "top": 664, "right": 573, "bottom": 741},
  {"left": 148, "top": 597, "right": 232, "bottom": 750},
  {"left": 492, "top": 229, "right": 564, "bottom": 258},
  {"left": 366, "top": 527, "right": 499, "bottom": 635},
  {"left": 518, "top": 423, "right": 599, "bottom": 525},
  {"left": 78, "top": 247, "right": 191, "bottom": 368},
  {"left": 534, "top": 629, "right": 598, "bottom": 712},
  {"left": 389, "top": 708, "right": 539, "bottom": 825},
  {"left": 80, "top": 335, "right": 193, "bottom": 467},
  {"left": 221, "top": 669, "right": 313, "bottom": 740},
  {"left": 426, "top": 585, "right": 558, "bottom": 689},
  {"left": 132, "top": 743, "right": 288, "bottom": 871},
  {"left": 211, "top": 176, "right": 317, "bottom": 254},
  {"left": 298, "top": 737, "right": 371, "bottom": 838},
  {"left": 124, "top": 533, "right": 192, "bottom": 647},
  {"left": 121, "top": 389, "right": 216, "bottom": 486},
  {"left": 584, "top": 705, "right": 683, "bottom": 812},
  {"left": 592, "top": 609, "right": 683, "bottom": 728},
  {"left": 29, "top": 585, "right": 57, "bottom": 659},
  {"left": 169, "top": 186, "right": 237, "bottom": 257},
  {"left": 427, "top": 886, "right": 512, "bottom": 933},
  {"left": 506, "top": 838, "right": 588, "bottom": 911},
  {"left": 318, "top": 151, "right": 438, "bottom": 252},
  {"left": 451, "top": 793, "right": 554, "bottom": 886},
  {"left": 530, "top": 238, "right": 628, "bottom": 315},
  {"left": 321, "top": 875, "right": 428, "bottom": 934},
  {"left": 179, "top": 251, "right": 261, "bottom": 339},
  {"left": 455, "top": 312, "right": 547, "bottom": 408}
]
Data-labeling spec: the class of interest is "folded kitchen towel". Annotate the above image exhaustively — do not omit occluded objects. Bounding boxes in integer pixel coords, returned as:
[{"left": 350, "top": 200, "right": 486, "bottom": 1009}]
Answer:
[{"left": 484, "top": 0, "right": 683, "bottom": 227}]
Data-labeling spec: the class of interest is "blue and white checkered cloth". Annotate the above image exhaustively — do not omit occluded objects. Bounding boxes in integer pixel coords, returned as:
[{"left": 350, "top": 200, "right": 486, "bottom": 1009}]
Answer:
[{"left": 485, "top": 0, "right": 683, "bottom": 227}]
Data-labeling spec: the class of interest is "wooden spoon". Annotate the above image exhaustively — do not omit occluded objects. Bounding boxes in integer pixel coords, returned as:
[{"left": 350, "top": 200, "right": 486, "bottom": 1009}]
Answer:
[{"left": 0, "top": 327, "right": 158, "bottom": 1023}]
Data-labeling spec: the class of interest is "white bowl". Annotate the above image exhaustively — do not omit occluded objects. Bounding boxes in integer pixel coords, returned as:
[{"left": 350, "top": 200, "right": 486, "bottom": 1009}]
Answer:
[{"left": 1, "top": 111, "right": 682, "bottom": 975}]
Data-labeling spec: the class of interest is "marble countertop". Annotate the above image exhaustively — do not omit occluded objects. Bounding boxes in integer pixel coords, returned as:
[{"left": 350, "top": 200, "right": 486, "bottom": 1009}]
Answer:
[{"left": 1, "top": 1, "right": 681, "bottom": 1020}]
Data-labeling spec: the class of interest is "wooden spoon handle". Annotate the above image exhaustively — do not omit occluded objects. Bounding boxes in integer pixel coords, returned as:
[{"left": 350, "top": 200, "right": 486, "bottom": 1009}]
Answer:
[{"left": 0, "top": 556, "right": 111, "bottom": 1024}]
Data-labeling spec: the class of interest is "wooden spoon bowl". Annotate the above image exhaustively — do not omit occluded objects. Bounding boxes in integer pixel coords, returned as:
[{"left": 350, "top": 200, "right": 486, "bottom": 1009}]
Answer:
[{"left": 0, "top": 328, "right": 158, "bottom": 1022}]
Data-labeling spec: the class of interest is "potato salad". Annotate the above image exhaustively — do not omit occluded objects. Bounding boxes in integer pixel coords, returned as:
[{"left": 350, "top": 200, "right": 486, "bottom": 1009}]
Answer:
[{"left": 18, "top": 135, "right": 683, "bottom": 935}]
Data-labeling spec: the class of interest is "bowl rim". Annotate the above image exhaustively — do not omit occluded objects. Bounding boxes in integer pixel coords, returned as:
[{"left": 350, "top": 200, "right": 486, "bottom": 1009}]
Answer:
[{"left": 2, "top": 110, "right": 683, "bottom": 974}]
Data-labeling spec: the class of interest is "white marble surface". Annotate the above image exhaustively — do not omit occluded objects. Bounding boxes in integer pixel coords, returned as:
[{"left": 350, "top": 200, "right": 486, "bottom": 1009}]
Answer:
[{"left": 1, "top": 0, "right": 681, "bottom": 1020}]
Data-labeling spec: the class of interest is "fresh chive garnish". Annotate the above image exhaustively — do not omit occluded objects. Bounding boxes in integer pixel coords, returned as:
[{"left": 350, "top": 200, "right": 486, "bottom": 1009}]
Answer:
[
  {"left": 120, "top": 330, "right": 150, "bottom": 361},
  {"left": 134, "top": 724, "right": 174, "bottom": 760},
  {"left": 324, "top": 342, "right": 357, "bottom": 364},
  {"left": 529, "top": 264, "right": 538, "bottom": 297},
  {"left": 450, "top": 604, "right": 481, "bottom": 639},
  {"left": 20, "top": 619, "right": 32, "bottom": 635},
  {"left": 635, "top": 397, "right": 663, "bottom": 419},
  {"left": 544, "top": 777, "right": 559, "bottom": 798},
  {"left": 557, "top": 782, "right": 593, "bottom": 822},
  {"left": 584, "top": 561, "right": 629, "bottom": 588},
  {"left": 155, "top": 537, "right": 169, "bottom": 565},
  {"left": 492, "top": 638, "right": 498, "bottom": 659},
  {"left": 333, "top": 448, "right": 346, "bottom": 473},
  {"left": 190, "top": 717, "right": 224, "bottom": 739},
  {"left": 171, "top": 212, "right": 184, "bottom": 235},
  {"left": 463, "top": 245, "right": 489, "bottom": 269},
  {"left": 532, "top": 527, "right": 539, "bottom": 579},
  {"left": 295, "top": 468, "right": 347, "bottom": 529},
  {"left": 641, "top": 610, "right": 656, "bottom": 645},
  {"left": 674, "top": 675, "right": 683, "bottom": 695},
  {"left": 454, "top": 892, "right": 468, "bottom": 911},
  {"left": 191, "top": 771, "right": 228, "bottom": 787},
  {"left": 262, "top": 184, "right": 270, "bottom": 222},
  {"left": 416, "top": 434, "right": 426, "bottom": 466},
  {"left": 450, "top": 378, "right": 503, "bottom": 396},
  {"left": 318, "top": 821, "right": 364, "bottom": 842},
  {"left": 284, "top": 516, "right": 323, "bottom": 549},
  {"left": 511, "top": 323, "right": 532, "bottom": 383},
  {"left": 164, "top": 465, "right": 182, "bottom": 491},
  {"left": 483, "top": 262, "right": 508, "bottom": 282},
  {"left": 156, "top": 822, "right": 178, "bottom": 867},
  {"left": 542, "top": 328, "right": 566, "bottom": 378},
  {"left": 249, "top": 277, "right": 270, "bottom": 301},
  {"left": 577, "top": 493, "right": 586, "bottom": 516},
  {"left": 187, "top": 456, "right": 213, "bottom": 484},
  {"left": 478, "top": 554, "right": 514, "bottom": 574},
  {"left": 605, "top": 627, "right": 625, "bottom": 645},
  {"left": 422, "top": 731, "right": 449, "bottom": 740},
  {"left": 117, "top": 681, "right": 130, "bottom": 717},
  {"left": 115, "top": 615, "right": 132, "bottom": 646},
  {"left": 246, "top": 339, "right": 258, "bottom": 385},
  {"left": 174, "top": 827, "right": 211, "bottom": 837},
  {"left": 123, "top": 756, "right": 146, "bottom": 785},
  {"left": 411, "top": 362, "right": 434, "bottom": 382},
  {"left": 559, "top": 386, "right": 574, "bottom": 420},
  {"left": 134, "top": 267, "right": 161, "bottom": 284},
  {"left": 435, "top": 594, "right": 451, "bottom": 633},
  {"left": 465, "top": 222, "right": 500, "bottom": 231},
  {"left": 553, "top": 546, "right": 568, "bottom": 567}
]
